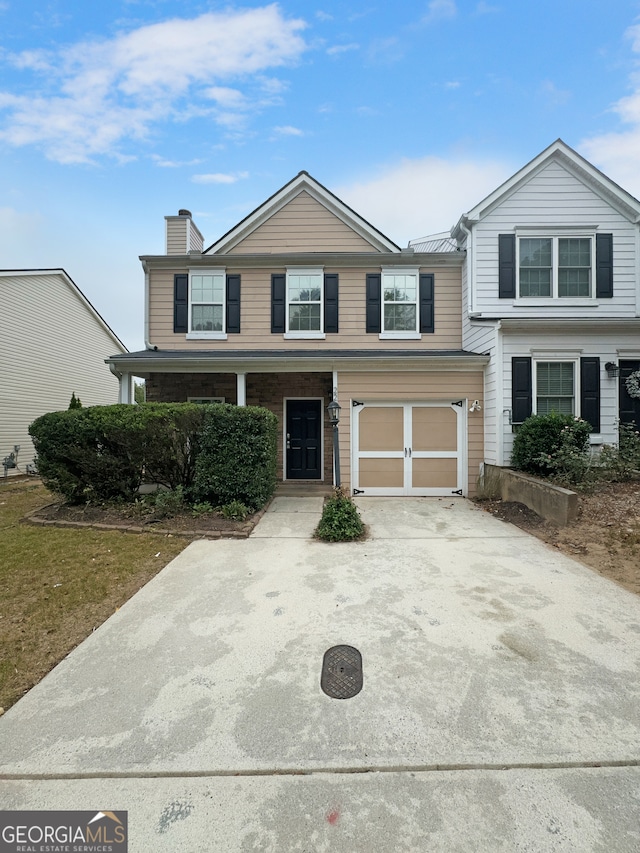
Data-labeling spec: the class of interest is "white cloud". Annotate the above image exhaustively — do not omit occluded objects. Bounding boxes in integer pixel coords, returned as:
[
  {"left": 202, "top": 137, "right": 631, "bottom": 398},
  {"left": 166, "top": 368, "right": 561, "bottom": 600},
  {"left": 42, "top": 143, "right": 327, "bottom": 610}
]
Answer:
[
  {"left": 273, "top": 125, "right": 304, "bottom": 136},
  {"left": 421, "top": 0, "right": 458, "bottom": 25},
  {"left": 191, "top": 171, "right": 249, "bottom": 184},
  {"left": 335, "top": 155, "right": 513, "bottom": 244},
  {"left": 327, "top": 43, "right": 359, "bottom": 56},
  {"left": 0, "top": 5, "right": 307, "bottom": 164},
  {"left": 475, "top": 1, "right": 499, "bottom": 14},
  {"left": 152, "top": 155, "right": 202, "bottom": 168},
  {"left": 580, "top": 22, "right": 640, "bottom": 198}
]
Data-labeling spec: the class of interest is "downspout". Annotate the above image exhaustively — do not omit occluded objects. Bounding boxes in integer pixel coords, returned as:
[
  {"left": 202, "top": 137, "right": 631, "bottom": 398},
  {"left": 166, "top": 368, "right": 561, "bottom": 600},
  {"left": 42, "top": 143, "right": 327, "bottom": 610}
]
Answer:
[
  {"left": 458, "top": 218, "right": 475, "bottom": 315},
  {"left": 143, "top": 259, "right": 151, "bottom": 349}
]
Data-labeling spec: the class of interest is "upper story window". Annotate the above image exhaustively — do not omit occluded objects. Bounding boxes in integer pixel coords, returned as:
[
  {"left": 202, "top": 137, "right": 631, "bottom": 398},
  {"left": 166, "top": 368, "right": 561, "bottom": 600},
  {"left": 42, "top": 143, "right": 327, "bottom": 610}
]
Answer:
[
  {"left": 287, "top": 269, "right": 323, "bottom": 334},
  {"left": 382, "top": 271, "right": 418, "bottom": 333},
  {"left": 190, "top": 271, "right": 225, "bottom": 333},
  {"left": 365, "top": 269, "right": 434, "bottom": 338},
  {"left": 499, "top": 232, "right": 613, "bottom": 301},
  {"left": 173, "top": 271, "right": 241, "bottom": 338},
  {"left": 519, "top": 237, "right": 593, "bottom": 299}
]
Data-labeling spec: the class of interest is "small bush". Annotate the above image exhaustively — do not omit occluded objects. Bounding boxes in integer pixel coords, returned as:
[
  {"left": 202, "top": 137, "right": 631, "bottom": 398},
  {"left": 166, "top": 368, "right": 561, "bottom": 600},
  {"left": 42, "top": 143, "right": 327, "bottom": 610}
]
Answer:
[
  {"left": 316, "top": 488, "right": 364, "bottom": 542},
  {"left": 598, "top": 422, "right": 640, "bottom": 481},
  {"left": 152, "top": 486, "right": 186, "bottom": 518},
  {"left": 191, "top": 501, "right": 214, "bottom": 516},
  {"left": 68, "top": 392, "right": 82, "bottom": 410},
  {"left": 220, "top": 500, "right": 250, "bottom": 520},
  {"left": 511, "top": 413, "right": 591, "bottom": 477}
]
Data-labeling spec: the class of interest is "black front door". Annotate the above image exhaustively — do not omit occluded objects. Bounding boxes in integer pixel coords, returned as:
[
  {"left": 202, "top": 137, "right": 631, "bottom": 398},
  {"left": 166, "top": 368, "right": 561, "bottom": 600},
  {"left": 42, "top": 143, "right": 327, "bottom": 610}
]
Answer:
[
  {"left": 286, "top": 400, "right": 322, "bottom": 479},
  {"left": 620, "top": 360, "right": 640, "bottom": 425}
]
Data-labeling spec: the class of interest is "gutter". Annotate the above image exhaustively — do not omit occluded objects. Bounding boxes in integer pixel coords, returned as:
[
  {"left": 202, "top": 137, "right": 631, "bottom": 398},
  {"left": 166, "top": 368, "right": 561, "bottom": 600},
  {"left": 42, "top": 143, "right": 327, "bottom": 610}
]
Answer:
[{"left": 457, "top": 218, "right": 474, "bottom": 314}]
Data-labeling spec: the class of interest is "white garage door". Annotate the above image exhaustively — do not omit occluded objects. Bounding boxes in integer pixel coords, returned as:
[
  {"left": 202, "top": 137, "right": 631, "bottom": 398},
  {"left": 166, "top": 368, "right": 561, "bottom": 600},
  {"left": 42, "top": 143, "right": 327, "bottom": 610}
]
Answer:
[{"left": 351, "top": 401, "right": 466, "bottom": 496}]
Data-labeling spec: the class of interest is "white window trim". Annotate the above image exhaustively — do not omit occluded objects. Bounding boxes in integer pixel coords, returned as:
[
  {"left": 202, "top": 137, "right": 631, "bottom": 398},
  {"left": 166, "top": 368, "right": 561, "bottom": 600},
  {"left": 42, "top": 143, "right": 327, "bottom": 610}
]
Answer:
[
  {"left": 516, "top": 232, "right": 596, "bottom": 302},
  {"left": 532, "top": 357, "right": 580, "bottom": 418},
  {"left": 285, "top": 266, "right": 325, "bottom": 338},
  {"left": 380, "top": 266, "right": 421, "bottom": 339},
  {"left": 186, "top": 267, "right": 228, "bottom": 340}
]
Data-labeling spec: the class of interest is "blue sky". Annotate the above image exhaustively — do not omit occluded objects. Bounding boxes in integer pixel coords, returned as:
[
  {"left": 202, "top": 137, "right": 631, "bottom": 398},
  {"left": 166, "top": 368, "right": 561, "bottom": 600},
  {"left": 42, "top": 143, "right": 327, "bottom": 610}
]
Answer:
[{"left": 2, "top": 0, "right": 640, "bottom": 351}]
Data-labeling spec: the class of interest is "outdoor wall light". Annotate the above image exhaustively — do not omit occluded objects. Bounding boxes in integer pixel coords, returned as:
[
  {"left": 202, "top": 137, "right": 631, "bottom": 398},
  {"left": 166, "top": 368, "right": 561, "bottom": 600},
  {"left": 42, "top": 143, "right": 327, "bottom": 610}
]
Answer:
[
  {"left": 327, "top": 399, "right": 341, "bottom": 426},
  {"left": 605, "top": 362, "right": 620, "bottom": 378}
]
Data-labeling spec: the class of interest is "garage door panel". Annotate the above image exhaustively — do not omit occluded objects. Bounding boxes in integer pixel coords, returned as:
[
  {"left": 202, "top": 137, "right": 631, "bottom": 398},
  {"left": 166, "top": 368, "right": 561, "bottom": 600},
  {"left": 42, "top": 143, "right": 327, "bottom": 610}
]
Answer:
[
  {"left": 359, "top": 458, "right": 404, "bottom": 488},
  {"left": 412, "top": 406, "right": 457, "bottom": 452},
  {"left": 411, "top": 457, "right": 458, "bottom": 489},
  {"left": 359, "top": 407, "right": 404, "bottom": 451}
]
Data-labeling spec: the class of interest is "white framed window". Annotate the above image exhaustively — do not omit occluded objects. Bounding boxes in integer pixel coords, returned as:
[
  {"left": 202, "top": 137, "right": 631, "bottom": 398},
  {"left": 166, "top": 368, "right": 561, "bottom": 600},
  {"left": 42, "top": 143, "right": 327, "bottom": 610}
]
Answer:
[
  {"left": 188, "top": 396, "right": 225, "bottom": 404},
  {"left": 381, "top": 268, "right": 420, "bottom": 338},
  {"left": 187, "top": 269, "right": 226, "bottom": 339},
  {"left": 285, "top": 267, "right": 324, "bottom": 338},
  {"left": 518, "top": 236, "right": 594, "bottom": 299},
  {"left": 534, "top": 360, "right": 576, "bottom": 416}
]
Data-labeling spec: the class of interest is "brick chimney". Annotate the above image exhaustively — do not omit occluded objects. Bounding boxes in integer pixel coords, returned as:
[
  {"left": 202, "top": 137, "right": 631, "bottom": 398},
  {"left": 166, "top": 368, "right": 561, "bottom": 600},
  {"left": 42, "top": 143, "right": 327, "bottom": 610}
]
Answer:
[{"left": 164, "top": 209, "right": 204, "bottom": 255}]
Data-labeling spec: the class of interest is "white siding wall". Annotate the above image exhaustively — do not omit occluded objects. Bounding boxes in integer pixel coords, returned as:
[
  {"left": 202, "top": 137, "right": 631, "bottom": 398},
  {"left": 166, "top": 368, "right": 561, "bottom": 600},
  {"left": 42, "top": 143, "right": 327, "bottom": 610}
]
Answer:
[
  {"left": 0, "top": 273, "right": 123, "bottom": 469},
  {"left": 500, "top": 331, "right": 640, "bottom": 464},
  {"left": 473, "top": 161, "right": 639, "bottom": 318},
  {"left": 463, "top": 321, "right": 499, "bottom": 464}
]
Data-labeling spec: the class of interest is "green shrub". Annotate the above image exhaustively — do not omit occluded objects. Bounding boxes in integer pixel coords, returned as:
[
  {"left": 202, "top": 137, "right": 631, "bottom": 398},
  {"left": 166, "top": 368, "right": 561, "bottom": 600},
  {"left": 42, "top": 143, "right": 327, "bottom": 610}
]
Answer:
[
  {"left": 193, "top": 404, "right": 277, "bottom": 510},
  {"left": 152, "top": 486, "right": 186, "bottom": 518},
  {"left": 68, "top": 392, "right": 82, "bottom": 410},
  {"left": 315, "top": 488, "right": 364, "bottom": 542},
  {"left": 510, "top": 413, "right": 591, "bottom": 477},
  {"left": 220, "top": 500, "right": 250, "bottom": 520},
  {"left": 29, "top": 403, "right": 208, "bottom": 504},
  {"left": 598, "top": 422, "right": 640, "bottom": 481},
  {"left": 29, "top": 405, "right": 148, "bottom": 503}
]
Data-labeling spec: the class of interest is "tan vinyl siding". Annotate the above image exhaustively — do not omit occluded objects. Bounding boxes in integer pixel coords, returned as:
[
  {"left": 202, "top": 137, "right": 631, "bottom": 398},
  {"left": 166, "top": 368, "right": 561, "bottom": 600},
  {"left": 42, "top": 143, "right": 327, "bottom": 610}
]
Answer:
[
  {"left": 474, "top": 160, "right": 639, "bottom": 317},
  {"left": 228, "top": 192, "right": 379, "bottom": 253},
  {"left": 0, "top": 273, "right": 123, "bottom": 468},
  {"left": 336, "top": 370, "right": 485, "bottom": 496},
  {"left": 149, "top": 265, "right": 462, "bottom": 350},
  {"left": 166, "top": 219, "right": 188, "bottom": 254}
]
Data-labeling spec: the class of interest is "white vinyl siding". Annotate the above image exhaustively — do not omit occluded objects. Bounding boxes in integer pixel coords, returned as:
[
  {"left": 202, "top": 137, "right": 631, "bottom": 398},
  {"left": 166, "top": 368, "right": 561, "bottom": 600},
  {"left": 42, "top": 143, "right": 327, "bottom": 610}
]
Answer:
[{"left": 0, "top": 272, "right": 124, "bottom": 469}]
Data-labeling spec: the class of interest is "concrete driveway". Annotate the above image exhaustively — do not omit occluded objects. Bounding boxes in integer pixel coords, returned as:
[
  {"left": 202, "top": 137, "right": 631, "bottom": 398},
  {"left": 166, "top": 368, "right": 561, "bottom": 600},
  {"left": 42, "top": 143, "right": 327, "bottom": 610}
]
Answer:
[{"left": 1, "top": 497, "right": 640, "bottom": 851}]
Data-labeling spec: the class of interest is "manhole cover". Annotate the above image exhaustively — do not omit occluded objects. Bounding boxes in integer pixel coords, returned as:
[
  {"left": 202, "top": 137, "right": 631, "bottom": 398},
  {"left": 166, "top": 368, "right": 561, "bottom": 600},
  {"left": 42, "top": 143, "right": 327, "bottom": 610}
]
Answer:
[{"left": 321, "top": 645, "right": 363, "bottom": 699}]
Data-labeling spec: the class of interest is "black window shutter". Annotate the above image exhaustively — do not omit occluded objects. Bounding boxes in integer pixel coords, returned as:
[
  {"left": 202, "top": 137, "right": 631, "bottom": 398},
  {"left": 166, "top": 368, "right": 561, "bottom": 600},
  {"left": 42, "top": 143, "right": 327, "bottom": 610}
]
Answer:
[
  {"left": 596, "top": 234, "right": 613, "bottom": 298},
  {"left": 419, "top": 273, "right": 435, "bottom": 333},
  {"left": 512, "top": 357, "right": 532, "bottom": 424},
  {"left": 366, "top": 273, "right": 381, "bottom": 333},
  {"left": 499, "top": 234, "right": 516, "bottom": 299},
  {"left": 271, "top": 274, "right": 286, "bottom": 333},
  {"left": 226, "top": 274, "right": 241, "bottom": 334},
  {"left": 324, "top": 273, "right": 339, "bottom": 334},
  {"left": 580, "top": 357, "right": 600, "bottom": 433},
  {"left": 174, "top": 273, "right": 188, "bottom": 333}
]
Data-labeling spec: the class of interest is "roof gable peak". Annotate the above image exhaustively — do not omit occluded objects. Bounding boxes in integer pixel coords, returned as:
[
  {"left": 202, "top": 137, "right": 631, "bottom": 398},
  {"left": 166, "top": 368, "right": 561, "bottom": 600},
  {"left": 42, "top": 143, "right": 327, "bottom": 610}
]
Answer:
[{"left": 205, "top": 171, "right": 401, "bottom": 254}]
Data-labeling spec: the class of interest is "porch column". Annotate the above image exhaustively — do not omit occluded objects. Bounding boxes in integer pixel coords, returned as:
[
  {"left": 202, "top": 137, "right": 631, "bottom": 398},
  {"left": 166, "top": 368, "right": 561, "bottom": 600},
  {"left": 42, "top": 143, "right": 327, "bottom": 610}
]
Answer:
[
  {"left": 118, "top": 372, "right": 133, "bottom": 404},
  {"left": 236, "top": 372, "right": 247, "bottom": 406}
]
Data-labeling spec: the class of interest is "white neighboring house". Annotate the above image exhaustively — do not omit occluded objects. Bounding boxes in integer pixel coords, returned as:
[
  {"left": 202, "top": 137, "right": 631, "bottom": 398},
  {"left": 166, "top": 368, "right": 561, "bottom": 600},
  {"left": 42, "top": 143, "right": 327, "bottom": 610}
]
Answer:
[
  {"left": 0, "top": 269, "right": 128, "bottom": 474},
  {"left": 413, "top": 139, "right": 640, "bottom": 468}
]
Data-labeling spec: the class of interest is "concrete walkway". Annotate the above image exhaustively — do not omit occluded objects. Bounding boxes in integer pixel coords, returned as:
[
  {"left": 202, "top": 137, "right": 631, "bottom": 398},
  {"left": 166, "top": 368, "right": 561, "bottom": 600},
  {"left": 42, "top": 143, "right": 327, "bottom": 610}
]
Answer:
[{"left": 2, "top": 496, "right": 640, "bottom": 851}]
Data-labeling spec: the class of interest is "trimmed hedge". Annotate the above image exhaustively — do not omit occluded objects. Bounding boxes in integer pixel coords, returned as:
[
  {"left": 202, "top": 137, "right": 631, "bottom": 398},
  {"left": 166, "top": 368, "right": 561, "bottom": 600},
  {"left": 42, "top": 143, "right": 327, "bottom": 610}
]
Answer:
[
  {"left": 29, "top": 402, "right": 278, "bottom": 509},
  {"left": 193, "top": 404, "right": 278, "bottom": 510}
]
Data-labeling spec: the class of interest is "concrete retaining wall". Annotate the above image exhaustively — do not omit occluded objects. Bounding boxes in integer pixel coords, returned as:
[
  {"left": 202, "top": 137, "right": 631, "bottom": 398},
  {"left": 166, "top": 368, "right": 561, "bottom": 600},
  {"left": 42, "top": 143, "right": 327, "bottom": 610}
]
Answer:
[{"left": 483, "top": 464, "right": 578, "bottom": 527}]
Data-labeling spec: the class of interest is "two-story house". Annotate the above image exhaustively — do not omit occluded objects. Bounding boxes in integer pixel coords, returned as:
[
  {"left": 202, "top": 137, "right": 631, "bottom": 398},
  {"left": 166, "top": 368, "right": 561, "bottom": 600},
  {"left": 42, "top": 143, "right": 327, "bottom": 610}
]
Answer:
[
  {"left": 436, "top": 139, "right": 640, "bottom": 469},
  {"left": 108, "top": 141, "right": 640, "bottom": 495},
  {"left": 107, "top": 172, "right": 488, "bottom": 496}
]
